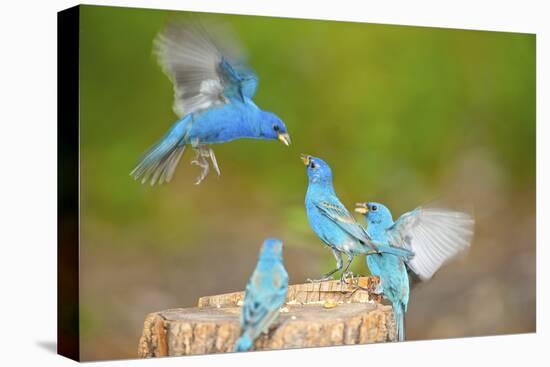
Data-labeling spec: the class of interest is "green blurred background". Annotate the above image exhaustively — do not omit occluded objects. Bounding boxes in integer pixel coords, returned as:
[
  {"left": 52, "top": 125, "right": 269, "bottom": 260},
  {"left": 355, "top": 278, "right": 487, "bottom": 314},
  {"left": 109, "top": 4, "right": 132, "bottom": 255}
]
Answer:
[{"left": 78, "top": 5, "right": 535, "bottom": 361}]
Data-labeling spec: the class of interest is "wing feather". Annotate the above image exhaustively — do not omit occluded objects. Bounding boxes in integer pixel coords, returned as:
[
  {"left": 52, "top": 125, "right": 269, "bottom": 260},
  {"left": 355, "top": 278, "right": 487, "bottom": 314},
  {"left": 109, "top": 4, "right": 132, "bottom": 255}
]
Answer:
[
  {"left": 154, "top": 21, "right": 258, "bottom": 117},
  {"left": 240, "top": 264, "right": 288, "bottom": 339},
  {"left": 387, "top": 207, "right": 474, "bottom": 281},
  {"left": 315, "top": 200, "right": 372, "bottom": 243}
]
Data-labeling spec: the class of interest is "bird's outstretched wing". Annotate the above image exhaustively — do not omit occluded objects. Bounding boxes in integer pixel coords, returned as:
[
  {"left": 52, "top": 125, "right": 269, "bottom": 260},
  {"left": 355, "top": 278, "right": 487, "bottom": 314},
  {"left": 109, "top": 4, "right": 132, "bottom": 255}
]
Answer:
[
  {"left": 155, "top": 21, "right": 259, "bottom": 118},
  {"left": 240, "top": 265, "right": 287, "bottom": 338},
  {"left": 386, "top": 207, "right": 474, "bottom": 281},
  {"left": 316, "top": 200, "right": 372, "bottom": 243}
]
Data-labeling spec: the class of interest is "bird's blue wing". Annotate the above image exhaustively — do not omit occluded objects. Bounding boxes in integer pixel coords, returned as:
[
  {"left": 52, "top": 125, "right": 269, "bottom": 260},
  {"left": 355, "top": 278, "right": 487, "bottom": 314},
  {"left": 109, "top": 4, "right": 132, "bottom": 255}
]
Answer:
[
  {"left": 386, "top": 207, "right": 474, "bottom": 281},
  {"left": 233, "top": 64, "right": 259, "bottom": 99},
  {"left": 240, "top": 265, "right": 287, "bottom": 338},
  {"left": 241, "top": 288, "right": 269, "bottom": 330},
  {"left": 316, "top": 200, "right": 372, "bottom": 242},
  {"left": 155, "top": 22, "right": 259, "bottom": 117},
  {"left": 219, "top": 58, "right": 259, "bottom": 100}
]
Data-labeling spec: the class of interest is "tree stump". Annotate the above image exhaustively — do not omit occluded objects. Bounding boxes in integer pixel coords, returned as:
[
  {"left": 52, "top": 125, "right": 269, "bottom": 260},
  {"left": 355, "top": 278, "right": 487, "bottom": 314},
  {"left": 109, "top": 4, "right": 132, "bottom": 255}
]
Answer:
[{"left": 138, "top": 276, "right": 396, "bottom": 357}]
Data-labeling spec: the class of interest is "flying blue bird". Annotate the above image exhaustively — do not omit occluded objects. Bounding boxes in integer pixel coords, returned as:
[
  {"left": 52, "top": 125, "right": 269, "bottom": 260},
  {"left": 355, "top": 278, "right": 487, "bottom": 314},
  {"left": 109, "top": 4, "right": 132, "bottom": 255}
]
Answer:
[
  {"left": 131, "top": 22, "right": 291, "bottom": 185},
  {"left": 234, "top": 238, "right": 289, "bottom": 352},
  {"left": 301, "top": 155, "right": 413, "bottom": 282},
  {"left": 355, "top": 202, "right": 474, "bottom": 341}
]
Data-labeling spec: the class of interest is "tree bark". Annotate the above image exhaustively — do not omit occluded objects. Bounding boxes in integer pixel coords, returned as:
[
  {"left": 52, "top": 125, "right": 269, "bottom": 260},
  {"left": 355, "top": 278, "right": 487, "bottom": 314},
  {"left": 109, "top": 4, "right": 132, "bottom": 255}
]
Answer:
[{"left": 138, "top": 276, "right": 396, "bottom": 358}]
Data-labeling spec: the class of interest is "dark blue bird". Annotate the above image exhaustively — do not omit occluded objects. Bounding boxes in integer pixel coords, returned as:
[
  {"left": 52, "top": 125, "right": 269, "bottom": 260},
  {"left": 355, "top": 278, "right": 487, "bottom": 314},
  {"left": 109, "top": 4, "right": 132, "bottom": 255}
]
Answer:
[
  {"left": 131, "top": 22, "right": 290, "bottom": 185},
  {"left": 234, "top": 238, "right": 289, "bottom": 352},
  {"left": 355, "top": 201, "right": 474, "bottom": 341},
  {"left": 301, "top": 155, "right": 413, "bottom": 282}
]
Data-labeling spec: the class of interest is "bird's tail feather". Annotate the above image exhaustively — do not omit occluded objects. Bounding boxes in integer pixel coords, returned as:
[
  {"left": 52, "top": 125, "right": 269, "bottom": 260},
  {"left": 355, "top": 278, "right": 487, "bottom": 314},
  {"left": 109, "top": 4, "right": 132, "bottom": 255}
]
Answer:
[
  {"left": 234, "top": 334, "right": 253, "bottom": 352},
  {"left": 394, "top": 303, "right": 405, "bottom": 342},
  {"left": 130, "top": 117, "right": 191, "bottom": 185}
]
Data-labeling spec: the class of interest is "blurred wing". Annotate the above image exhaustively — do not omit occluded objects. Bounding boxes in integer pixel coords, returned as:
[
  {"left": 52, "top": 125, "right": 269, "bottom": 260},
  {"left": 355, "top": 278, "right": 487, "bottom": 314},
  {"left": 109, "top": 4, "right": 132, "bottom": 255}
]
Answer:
[
  {"left": 241, "top": 284, "right": 268, "bottom": 331},
  {"left": 316, "top": 200, "right": 371, "bottom": 243},
  {"left": 386, "top": 207, "right": 474, "bottom": 281},
  {"left": 155, "top": 22, "right": 258, "bottom": 117}
]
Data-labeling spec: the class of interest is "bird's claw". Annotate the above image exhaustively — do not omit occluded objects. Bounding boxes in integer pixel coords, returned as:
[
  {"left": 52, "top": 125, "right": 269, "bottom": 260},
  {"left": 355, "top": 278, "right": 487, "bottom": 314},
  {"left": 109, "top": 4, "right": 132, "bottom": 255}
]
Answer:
[
  {"left": 192, "top": 146, "right": 219, "bottom": 184},
  {"left": 340, "top": 271, "right": 356, "bottom": 285},
  {"left": 194, "top": 166, "right": 209, "bottom": 185},
  {"left": 192, "top": 158, "right": 209, "bottom": 185}
]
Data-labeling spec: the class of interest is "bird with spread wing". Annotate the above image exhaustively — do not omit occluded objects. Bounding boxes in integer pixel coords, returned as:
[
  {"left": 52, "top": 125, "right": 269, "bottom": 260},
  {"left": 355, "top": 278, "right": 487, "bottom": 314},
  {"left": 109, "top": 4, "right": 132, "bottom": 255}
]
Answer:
[
  {"left": 131, "top": 22, "right": 291, "bottom": 185},
  {"left": 355, "top": 202, "right": 474, "bottom": 341}
]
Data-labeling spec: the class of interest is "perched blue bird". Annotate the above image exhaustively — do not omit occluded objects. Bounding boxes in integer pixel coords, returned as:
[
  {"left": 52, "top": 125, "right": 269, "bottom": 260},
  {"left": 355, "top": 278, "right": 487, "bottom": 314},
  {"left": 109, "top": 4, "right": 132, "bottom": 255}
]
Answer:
[
  {"left": 234, "top": 238, "right": 289, "bottom": 352},
  {"left": 131, "top": 22, "right": 291, "bottom": 185},
  {"left": 301, "top": 155, "right": 413, "bottom": 282},
  {"left": 355, "top": 202, "right": 474, "bottom": 341}
]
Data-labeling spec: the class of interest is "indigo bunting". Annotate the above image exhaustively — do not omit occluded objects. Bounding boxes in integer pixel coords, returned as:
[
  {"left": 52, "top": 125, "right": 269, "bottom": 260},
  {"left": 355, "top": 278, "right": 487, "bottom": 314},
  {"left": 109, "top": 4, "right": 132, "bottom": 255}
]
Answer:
[
  {"left": 301, "top": 155, "right": 413, "bottom": 282},
  {"left": 131, "top": 22, "right": 291, "bottom": 185},
  {"left": 355, "top": 202, "right": 474, "bottom": 341},
  {"left": 234, "top": 238, "right": 289, "bottom": 352}
]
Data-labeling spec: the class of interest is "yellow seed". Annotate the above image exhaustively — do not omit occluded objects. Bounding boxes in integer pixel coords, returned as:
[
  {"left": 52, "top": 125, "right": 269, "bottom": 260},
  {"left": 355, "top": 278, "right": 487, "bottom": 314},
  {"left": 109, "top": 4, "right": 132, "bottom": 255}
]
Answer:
[{"left": 323, "top": 299, "right": 338, "bottom": 309}]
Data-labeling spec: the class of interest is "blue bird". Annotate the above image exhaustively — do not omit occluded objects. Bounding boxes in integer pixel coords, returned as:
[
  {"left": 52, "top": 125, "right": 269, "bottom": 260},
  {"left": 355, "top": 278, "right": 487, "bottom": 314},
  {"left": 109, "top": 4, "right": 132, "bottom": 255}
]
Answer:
[
  {"left": 301, "top": 155, "right": 413, "bottom": 282},
  {"left": 131, "top": 22, "right": 291, "bottom": 185},
  {"left": 234, "top": 238, "right": 289, "bottom": 352},
  {"left": 355, "top": 202, "right": 474, "bottom": 341}
]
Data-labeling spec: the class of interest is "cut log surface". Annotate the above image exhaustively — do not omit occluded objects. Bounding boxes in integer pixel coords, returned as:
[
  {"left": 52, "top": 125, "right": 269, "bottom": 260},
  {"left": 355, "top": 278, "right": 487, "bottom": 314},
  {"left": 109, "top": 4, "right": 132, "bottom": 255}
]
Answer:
[
  {"left": 197, "top": 275, "right": 383, "bottom": 307},
  {"left": 138, "top": 276, "right": 396, "bottom": 358}
]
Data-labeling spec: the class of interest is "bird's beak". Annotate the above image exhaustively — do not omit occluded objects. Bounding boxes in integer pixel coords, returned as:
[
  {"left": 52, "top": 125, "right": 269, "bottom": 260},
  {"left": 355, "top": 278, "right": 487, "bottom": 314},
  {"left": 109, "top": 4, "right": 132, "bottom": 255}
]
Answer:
[
  {"left": 300, "top": 154, "right": 311, "bottom": 165},
  {"left": 355, "top": 202, "right": 369, "bottom": 214},
  {"left": 277, "top": 133, "right": 291, "bottom": 146}
]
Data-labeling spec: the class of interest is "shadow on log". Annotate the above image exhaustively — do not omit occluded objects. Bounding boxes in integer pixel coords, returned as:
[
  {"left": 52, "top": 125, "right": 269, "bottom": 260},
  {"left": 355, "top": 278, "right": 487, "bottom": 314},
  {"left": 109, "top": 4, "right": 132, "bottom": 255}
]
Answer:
[{"left": 138, "top": 276, "right": 396, "bottom": 357}]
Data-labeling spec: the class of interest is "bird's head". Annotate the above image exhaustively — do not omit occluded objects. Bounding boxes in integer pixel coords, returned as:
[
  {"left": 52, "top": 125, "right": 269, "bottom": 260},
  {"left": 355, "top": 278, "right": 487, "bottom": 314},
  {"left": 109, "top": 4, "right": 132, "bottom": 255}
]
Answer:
[
  {"left": 355, "top": 202, "right": 393, "bottom": 227},
  {"left": 259, "top": 238, "right": 284, "bottom": 260},
  {"left": 301, "top": 154, "right": 333, "bottom": 184},
  {"left": 259, "top": 111, "right": 291, "bottom": 146}
]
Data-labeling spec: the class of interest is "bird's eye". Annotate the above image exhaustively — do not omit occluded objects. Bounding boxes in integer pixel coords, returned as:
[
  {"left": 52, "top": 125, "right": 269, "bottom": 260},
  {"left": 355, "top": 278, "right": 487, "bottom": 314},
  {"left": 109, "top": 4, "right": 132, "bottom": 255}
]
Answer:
[
  {"left": 371, "top": 205, "right": 378, "bottom": 211},
  {"left": 310, "top": 162, "right": 317, "bottom": 169},
  {"left": 273, "top": 124, "right": 280, "bottom": 132}
]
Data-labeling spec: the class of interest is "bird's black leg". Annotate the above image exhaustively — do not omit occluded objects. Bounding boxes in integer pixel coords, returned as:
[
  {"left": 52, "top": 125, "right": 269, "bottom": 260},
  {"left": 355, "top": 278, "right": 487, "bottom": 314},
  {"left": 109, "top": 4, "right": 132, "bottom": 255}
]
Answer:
[{"left": 307, "top": 249, "right": 343, "bottom": 283}]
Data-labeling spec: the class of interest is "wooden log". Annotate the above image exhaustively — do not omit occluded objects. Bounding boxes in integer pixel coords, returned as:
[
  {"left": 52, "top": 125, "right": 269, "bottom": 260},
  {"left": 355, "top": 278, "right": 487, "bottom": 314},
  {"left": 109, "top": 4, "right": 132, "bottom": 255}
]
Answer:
[{"left": 138, "top": 276, "right": 395, "bottom": 358}]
